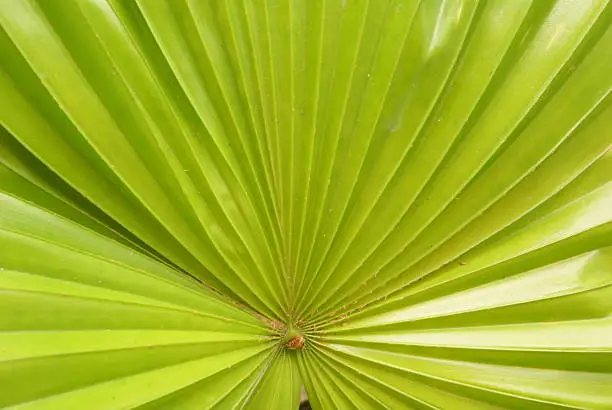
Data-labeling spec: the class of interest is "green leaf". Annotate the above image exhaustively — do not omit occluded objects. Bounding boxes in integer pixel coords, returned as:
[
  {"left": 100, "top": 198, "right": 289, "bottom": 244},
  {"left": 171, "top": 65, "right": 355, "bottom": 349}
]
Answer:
[{"left": 1, "top": 0, "right": 611, "bottom": 408}]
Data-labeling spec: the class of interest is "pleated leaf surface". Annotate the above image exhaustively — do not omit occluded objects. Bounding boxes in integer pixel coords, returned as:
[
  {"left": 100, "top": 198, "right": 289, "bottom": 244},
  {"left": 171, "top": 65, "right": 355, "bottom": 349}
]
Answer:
[{"left": 1, "top": 0, "right": 611, "bottom": 408}]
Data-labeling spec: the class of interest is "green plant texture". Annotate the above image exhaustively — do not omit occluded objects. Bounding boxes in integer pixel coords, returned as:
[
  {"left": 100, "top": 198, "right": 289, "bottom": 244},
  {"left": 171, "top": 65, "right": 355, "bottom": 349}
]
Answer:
[{"left": 1, "top": 0, "right": 611, "bottom": 408}]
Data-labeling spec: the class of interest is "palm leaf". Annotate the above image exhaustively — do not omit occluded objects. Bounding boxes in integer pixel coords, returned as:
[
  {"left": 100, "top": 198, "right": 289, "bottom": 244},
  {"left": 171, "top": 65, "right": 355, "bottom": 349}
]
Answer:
[{"left": 1, "top": 0, "right": 611, "bottom": 408}]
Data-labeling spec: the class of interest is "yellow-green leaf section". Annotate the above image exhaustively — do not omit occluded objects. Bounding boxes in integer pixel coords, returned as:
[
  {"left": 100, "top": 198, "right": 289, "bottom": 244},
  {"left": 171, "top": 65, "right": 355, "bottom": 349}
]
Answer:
[{"left": 1, "top": 0, "right": 611, "bottom": 409}]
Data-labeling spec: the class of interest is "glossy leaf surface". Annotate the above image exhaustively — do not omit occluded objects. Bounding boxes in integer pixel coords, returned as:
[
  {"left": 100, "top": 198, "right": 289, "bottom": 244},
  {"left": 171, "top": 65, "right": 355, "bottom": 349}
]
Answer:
[{"left": 1, "top": 0, "right": 611, "bottom": 408}]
